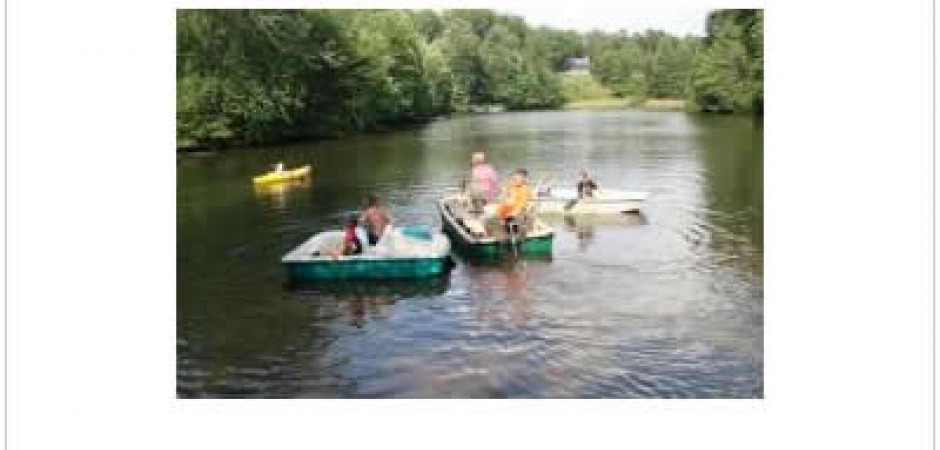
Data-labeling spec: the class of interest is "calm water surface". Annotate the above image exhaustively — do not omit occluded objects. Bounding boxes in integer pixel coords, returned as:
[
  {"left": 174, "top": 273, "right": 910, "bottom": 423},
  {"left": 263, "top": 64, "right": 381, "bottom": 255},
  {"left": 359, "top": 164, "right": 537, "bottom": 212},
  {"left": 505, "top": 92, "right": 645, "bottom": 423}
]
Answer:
[{"left": 177, "top": 110, "right": 763, "bottom": 398}]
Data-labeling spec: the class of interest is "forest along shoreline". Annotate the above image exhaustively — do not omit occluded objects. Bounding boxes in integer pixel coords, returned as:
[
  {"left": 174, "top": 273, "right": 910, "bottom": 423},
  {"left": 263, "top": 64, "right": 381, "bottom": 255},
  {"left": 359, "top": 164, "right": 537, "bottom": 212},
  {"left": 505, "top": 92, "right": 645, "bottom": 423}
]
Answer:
[{"left": 177, "top": 9, "right": 762, "bottom": 152}]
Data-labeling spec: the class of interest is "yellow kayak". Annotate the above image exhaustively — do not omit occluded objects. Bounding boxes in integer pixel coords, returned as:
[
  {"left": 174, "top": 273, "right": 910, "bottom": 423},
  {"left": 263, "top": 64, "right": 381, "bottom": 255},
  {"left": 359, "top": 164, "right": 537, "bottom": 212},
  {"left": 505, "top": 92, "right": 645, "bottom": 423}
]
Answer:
[{"left": 252, "top": 165, "right": 312, "bottom": 185}]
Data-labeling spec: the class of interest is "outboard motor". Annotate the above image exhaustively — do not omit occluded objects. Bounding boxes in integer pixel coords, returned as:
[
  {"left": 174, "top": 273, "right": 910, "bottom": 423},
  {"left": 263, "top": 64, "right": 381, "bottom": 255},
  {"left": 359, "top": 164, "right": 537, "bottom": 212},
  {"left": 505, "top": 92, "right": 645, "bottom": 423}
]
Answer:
[
  {"left": 505, "top": 217, "right": 522, "bottom": 257},
  {"left": 505, "top": 217, "right": 521, "bottom": 236}
]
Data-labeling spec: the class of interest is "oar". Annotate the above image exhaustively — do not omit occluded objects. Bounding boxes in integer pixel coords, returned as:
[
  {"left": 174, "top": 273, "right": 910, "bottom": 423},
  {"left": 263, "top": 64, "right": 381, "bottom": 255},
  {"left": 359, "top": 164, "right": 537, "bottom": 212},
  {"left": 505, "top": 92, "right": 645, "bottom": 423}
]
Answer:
[
  {"left": 533, "top": 173, "right": 554, "bottom": 194},
  {"left": 564, "top": 198, "right": 579, "bottom": 212}
]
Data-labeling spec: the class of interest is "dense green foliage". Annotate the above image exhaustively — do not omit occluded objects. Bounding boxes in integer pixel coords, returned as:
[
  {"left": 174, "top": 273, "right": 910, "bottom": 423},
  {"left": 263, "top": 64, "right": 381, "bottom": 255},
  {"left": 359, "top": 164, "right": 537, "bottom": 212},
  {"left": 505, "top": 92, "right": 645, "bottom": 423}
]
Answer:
[
  {"left": 177, "top": 10, "right": 374, "bottom": 147},
  {"left": 586, "top": 30, "right": 697, "bottom": 99},
  {"left": 177, "top": 9, "right": 763, "bottom": 149},
  {"left": 584, "top": 10, "right": 764, "bottom": 112},
  {"left": 690, "top": 10, "right": 763, "bottom": 113},
  {"left": 177, "top": 9, "right": 567, "bottom": 148}
]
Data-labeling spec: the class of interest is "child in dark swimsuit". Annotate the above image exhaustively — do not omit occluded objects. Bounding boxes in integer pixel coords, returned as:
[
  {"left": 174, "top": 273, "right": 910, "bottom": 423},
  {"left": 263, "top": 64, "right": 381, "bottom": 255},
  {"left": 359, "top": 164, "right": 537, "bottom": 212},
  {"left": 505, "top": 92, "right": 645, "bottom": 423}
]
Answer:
[
  {"left": 576, "top": 169, "right": 598, "bottom": 198},
  {"left": 328, "top": 216, "right": 364, "bottom": 258}
]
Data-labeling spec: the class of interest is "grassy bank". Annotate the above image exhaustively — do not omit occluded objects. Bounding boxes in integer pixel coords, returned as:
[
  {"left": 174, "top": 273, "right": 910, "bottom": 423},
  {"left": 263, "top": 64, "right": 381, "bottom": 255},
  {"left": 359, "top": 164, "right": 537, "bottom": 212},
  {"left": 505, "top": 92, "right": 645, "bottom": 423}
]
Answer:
[
  {"left": 560, "top": 74, "right": 613, "bottom": 103},
  {"left": 560, "top": 74, "right": 686, "bottom": 111}
]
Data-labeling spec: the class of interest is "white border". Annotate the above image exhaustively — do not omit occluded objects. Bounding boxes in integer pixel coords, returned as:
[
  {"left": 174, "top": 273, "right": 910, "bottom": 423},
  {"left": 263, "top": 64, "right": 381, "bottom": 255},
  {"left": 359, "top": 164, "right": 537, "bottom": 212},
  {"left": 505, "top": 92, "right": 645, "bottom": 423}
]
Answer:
[{"left": 5, "top": 0, "right": 934, "bottom": 449}]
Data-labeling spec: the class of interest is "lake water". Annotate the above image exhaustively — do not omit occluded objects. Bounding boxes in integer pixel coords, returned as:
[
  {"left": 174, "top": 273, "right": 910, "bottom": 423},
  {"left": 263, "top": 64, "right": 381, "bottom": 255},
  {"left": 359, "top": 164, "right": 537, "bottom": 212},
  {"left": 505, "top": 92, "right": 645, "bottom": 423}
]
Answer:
[{"left": 177, "top": 110, "right": 763, "bottom": 398}]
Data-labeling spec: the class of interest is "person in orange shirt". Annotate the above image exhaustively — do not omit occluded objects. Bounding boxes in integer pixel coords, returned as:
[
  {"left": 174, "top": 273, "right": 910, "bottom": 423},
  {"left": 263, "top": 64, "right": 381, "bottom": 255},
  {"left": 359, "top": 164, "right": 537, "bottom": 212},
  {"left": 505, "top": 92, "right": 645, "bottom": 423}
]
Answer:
[{"left": 497, "top": 168, "right": 532, "bottom": 221}]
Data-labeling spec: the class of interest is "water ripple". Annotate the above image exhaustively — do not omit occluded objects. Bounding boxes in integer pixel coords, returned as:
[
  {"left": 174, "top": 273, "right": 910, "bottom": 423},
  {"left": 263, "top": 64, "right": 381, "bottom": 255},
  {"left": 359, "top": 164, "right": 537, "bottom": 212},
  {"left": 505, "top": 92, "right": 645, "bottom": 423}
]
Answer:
[{"left": 177, "top": 110, "right": 763, "bottom": 398}]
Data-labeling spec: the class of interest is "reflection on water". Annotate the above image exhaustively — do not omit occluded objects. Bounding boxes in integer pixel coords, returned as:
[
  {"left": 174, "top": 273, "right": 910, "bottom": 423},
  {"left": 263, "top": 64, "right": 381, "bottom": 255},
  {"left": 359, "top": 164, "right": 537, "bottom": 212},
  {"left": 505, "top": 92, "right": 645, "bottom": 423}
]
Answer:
[
  {"left": 253, "top": 178, "right": 312, "bottom": 210},
  {"left": 178, "top": 110, "right": 763, "bottom": 398},
  {"left": 284, "top": 275, "right": 453, "bottom": 329},
  {"left": 555, "top": 212, "right": 648, "bottom": 252}
]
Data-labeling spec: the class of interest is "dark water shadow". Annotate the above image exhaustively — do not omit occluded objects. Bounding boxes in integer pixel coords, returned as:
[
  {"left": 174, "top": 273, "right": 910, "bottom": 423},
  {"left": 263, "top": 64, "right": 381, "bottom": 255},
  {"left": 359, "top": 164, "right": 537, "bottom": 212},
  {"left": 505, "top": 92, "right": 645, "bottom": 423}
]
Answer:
[
  {"left": 283, "top": 275, "right": 453, "bottom": 329},
  {"left": 283, "top": 274, "right": 452, "bottom": 297}
]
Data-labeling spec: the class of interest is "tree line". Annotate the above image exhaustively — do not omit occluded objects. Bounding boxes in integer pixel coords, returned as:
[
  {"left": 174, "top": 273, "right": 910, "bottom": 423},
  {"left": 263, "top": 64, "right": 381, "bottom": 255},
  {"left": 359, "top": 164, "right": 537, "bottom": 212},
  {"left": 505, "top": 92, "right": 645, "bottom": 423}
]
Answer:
[
  {"left": 691, "top": 10, "right": 763, "bottom": 114},
  {"left": 177, "top": 9, "right": 762, "bottom": 149}
]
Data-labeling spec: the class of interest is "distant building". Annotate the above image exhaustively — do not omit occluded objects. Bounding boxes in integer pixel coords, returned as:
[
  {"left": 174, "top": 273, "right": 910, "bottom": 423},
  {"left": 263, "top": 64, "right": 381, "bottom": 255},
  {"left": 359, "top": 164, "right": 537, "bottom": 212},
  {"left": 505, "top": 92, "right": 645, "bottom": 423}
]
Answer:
[{"left": 562, "top": 57, "right": 591, "bottom": 75}]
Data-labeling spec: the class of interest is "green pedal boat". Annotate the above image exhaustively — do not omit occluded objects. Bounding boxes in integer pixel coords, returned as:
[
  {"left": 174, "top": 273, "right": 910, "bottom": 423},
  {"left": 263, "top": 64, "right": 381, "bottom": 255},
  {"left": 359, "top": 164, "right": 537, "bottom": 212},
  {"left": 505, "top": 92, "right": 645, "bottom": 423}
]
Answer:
[
  {"left": 282, "top": 225, "right": 453, "bottom": 280},
  {"left": 437, "top": 194, "right": 554, "bottom": 261}
]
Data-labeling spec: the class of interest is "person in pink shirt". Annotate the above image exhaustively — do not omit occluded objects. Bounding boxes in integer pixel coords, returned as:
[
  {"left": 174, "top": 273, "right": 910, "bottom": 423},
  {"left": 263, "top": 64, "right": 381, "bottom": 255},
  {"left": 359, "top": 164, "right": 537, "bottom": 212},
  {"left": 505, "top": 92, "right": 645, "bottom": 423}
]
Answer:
[{"left": 470, "top": 151, "right": 498, "bottom": 203}]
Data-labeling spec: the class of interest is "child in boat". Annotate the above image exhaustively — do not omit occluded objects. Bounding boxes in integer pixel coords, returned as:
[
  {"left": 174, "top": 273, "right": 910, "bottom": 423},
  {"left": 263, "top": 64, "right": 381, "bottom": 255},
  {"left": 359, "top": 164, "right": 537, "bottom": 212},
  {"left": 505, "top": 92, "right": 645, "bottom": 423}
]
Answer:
[
  {"left": 576, "top": 169, "right": 598, "bottom": 198},
  {"left": 359, "top": 195, "right": 392, "bottom": 246},
  {"left": 483, "top": 169, "right": 532, "bottom": 238},
  {"left": 497, "top": 169, "right": 532, "bottom": 220},
  {"left": 327, "top": 216, "right": 364, "bottom": 258}
]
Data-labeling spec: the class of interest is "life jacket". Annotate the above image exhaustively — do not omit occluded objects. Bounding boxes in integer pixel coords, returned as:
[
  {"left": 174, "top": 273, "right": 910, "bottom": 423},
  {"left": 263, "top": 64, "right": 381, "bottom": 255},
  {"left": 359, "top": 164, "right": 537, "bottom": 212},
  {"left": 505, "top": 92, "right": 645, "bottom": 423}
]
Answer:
[{"left": 498, "top": 183, "right": 532, "bottom": 219}]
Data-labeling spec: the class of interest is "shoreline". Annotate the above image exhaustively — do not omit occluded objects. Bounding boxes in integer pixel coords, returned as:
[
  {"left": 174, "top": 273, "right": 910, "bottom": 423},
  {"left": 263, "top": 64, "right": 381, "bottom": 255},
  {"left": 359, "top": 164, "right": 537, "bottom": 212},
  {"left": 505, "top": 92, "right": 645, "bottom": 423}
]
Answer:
[
  {"left": 563, "top": 98, "right": 688, "bottom": 111},
  {"left": 177, "top": 102, "right": 694, "bottom": 153}
]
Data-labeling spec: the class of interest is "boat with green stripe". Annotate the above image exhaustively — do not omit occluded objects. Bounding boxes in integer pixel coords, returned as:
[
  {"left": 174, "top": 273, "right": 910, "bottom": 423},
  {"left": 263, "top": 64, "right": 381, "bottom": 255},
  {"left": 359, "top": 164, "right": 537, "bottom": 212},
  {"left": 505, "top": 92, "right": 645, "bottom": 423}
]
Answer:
[
  {"left": 282, "top": 225, "right": 453, "bottom": 280},
  {"left": 437, "top": 194, "right": 554, "bottom": 261}
]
